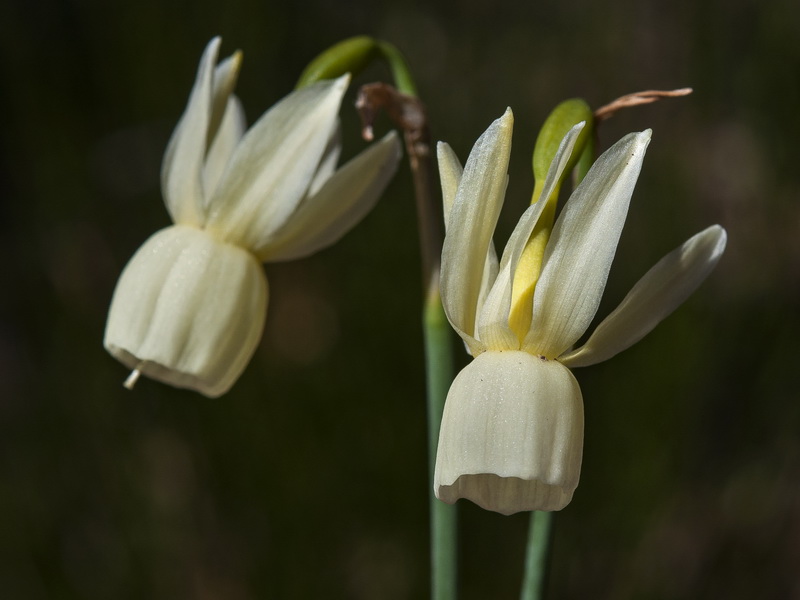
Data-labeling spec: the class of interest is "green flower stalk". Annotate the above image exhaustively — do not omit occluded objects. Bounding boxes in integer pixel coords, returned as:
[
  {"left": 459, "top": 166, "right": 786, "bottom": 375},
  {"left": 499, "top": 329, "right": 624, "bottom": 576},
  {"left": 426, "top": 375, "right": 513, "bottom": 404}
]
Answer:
[
  {"left": 434, "top": 108, "right": 726, "bottom": 514},
  {"left": 298, "top": 35, "right": 457, "bottom": 600},
  {"left": 104, "top": 37, "right": 401, "bottom": 397}
]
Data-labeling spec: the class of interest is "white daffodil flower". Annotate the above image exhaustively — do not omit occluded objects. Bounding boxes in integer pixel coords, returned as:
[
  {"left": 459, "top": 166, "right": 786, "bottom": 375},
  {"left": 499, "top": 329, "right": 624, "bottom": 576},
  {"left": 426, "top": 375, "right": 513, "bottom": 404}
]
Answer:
[
  {"left": 104, "top": 37, "right": 401, "bottom": 397},
  {"left": 434, "top": 108, "right": 726, "bottom": 515}
]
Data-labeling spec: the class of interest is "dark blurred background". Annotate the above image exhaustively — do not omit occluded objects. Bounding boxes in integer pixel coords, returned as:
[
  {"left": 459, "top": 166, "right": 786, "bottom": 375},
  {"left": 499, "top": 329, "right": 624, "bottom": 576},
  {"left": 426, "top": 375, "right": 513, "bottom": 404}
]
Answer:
[{"left": 1, "top": 0, "right": 798, "bottom": 598}]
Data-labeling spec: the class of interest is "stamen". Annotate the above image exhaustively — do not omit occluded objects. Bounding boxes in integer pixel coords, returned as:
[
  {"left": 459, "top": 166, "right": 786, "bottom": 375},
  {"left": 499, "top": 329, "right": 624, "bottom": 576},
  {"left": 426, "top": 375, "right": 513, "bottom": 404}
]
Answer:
[{"left": 123, "top": 368, "right": 141, "bottom": 390}]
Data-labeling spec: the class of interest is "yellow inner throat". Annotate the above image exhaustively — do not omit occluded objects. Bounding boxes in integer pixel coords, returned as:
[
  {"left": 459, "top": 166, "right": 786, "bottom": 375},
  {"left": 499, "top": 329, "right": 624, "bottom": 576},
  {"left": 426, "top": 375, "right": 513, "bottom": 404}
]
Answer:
[{"left": 508, "top": 180, "right": 560, "bottom": 343}]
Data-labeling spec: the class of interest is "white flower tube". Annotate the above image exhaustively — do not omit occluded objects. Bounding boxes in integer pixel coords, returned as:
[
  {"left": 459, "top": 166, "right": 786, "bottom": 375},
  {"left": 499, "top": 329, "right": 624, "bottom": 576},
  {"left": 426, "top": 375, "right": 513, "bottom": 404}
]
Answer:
[{"left": 104, "top": 37, "right": 401, "bottom": 397}]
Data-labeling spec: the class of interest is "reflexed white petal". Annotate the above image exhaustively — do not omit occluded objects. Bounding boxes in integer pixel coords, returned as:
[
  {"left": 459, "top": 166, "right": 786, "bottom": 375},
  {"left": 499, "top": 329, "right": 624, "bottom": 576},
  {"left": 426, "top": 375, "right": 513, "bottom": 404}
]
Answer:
[
  {"left": 561, "top": 225, "right": 727, "bottom": 368},
  {"left": 103, "top": 225, "right": 267, "bottom": 398},
  {"left": 434, "top": 351, "right": 584, "bottom": 515},
  {"left": 438, "top": 143, "right": 501, "bottom": 334},
  {"left": 536, "top": 121, "right": 585, "bottom": 206},
  {"left": 526, "top": 130, "right": 652, "bottom": 358},
  {"left": 437, "top": 142, "right": 463, "bottom": 227},
  {"left": 207, "top": 50, "right": 242, "bottom": 148},
  {"left": 306, "top": 121, "right": 343, "bottom": 197},
  {"left": 256, "top": 131, "right": 402, "bottom": 262},
  {"left": 474, "top": 243, "right": 499, "bottom": 341},
  {"left": 441, "top": 109, "right": 513, "bottom": 347},
  {"left": 161, "top": 37, "right": 221, "bottom": 227},
  {"left": 202, "top": 95, "right": 246, "bottom": 203},
  {"left": 205, "top": 75, "right": 349, "bottom": 250}
]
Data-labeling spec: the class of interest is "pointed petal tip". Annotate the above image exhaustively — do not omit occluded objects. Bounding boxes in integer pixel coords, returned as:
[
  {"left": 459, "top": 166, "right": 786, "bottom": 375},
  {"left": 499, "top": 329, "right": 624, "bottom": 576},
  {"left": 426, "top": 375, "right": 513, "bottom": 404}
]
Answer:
[
  {"left": 709, "top": 223, "right": 727, "bottom": 240},
  {"left": 306, "top": 72, "right": 352, "bottom": 96},
  {"left": 230, "top": 49, "right": 243, "bottom": 68},
  {"left": 205, "top": 36, "right": 222, "bottom": 56},
  {"left": 624, "top": 128, "right": 652, "bottom": 156},
  {"left": 705, "top": 223, "right": 728, "bottom": 255},
  {"left": 334, "top": 72, "right": 352, "bottom": 88},
  {"left": 315, "top": 73, "right": 350, "bottom": 101},
  {"left": 482, "top": 107, "right": 514, "bottom": 145}
]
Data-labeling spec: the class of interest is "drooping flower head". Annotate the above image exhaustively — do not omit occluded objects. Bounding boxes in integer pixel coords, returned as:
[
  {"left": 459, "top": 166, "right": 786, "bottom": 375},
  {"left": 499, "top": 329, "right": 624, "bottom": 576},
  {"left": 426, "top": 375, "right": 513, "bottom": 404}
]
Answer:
[
  {"left": 104, "top": 37, "right": 401, "bottom": 397},
  {"left": 434, "top": 108, "right": 726, "bottom": 514}
]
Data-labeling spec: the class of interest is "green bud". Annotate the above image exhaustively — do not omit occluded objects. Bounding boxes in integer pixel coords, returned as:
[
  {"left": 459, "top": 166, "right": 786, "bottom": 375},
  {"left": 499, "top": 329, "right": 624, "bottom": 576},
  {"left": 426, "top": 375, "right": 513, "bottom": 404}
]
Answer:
[
  {"left": 532, "top": 98, "right": 594, "bottom": 186},
  {"left": 572, "top": 133, "right": 596, "bottom": 186},
  {"left": 296, "top": 36, "right": 378, "bottom": 89}
]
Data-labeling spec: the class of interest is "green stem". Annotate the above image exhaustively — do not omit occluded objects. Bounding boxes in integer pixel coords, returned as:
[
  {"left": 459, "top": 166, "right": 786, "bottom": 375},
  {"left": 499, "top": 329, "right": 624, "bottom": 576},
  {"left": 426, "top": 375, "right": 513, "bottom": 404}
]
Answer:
[
  {"left": 424, "top": 283, "right": 457, "bottom": 600},
  {"left": 520, "top": 511, "right": 553, "bottom": 600},
  {"left": 309, "top": 37, "right": 448, "bottom": 594},
  {"left": 376, "top": 41, "right": 417, "bottom": 96},
  {"left": 296, "top": 37, "right": 418, "bottom": 97}
]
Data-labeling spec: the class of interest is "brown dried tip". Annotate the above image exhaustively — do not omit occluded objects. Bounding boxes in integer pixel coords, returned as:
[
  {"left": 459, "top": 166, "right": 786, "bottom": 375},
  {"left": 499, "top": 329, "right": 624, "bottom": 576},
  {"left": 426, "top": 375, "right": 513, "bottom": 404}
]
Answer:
[
  {"left": 594, "top": 88, "right": 693, "bottom": 121},
  {"left": 355, "top": 82, "right": 440, "bottom": 284},
  {"left": 355, "top": 82, "right": 428, "bottom": 149}
]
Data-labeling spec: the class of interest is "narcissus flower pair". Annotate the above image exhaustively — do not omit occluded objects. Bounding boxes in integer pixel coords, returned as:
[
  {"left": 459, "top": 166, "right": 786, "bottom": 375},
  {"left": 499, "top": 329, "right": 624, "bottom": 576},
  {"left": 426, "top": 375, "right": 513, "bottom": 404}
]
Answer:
[
  {"left": 434, "top": 108, "right": 726, "bottom": 515},
  {"left": 104, "top": 37, "right": 401, "bottom": 397}
]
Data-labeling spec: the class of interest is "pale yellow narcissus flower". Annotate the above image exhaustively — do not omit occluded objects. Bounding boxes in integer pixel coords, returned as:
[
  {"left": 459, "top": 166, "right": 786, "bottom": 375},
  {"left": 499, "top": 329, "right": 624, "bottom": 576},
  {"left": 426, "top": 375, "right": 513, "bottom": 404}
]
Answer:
[
  {"left": 104, "top": 37, "right": 401, "bottom": 397},
  {"left": 433, "top": 108, "right": 726, "bottom": 515}
]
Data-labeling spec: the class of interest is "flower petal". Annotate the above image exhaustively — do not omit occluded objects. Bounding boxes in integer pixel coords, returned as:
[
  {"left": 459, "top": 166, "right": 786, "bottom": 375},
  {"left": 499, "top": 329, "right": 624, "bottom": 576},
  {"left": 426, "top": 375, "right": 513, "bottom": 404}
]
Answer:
[
  {"left": 205, "top": 75, "right": 348, "bottom": 250},
  {"left": 207, "top": 50, "right": 243, "bottom": 151},
  {"left": 161, "top": 37, "right": 221, "bottom": 227},
  {"left": 104, "top": 225, "right": 268, "bottom": 398},
  {"left": 306, "top": 121, "right": 343, "bottom": 198},
  {"left": 535, "top": 121, "right": 586, "bottom": 209},
  {"left": 439, "top": 141, "right": 501, "bottom": 340},
  {"left": 202, "top": 95, "right": 246, "bottom": 203},
  {"left": 256, "top": 131, "right": 401, "bottom": 262},
  {"left": 434, "top": 351, "right": 584, "bottom": 514},
  {"left": 437, "top": 141, "right": 463, "bottom": 226},
  {"left": 476, "top": 262, "right": 518, "bottom": 350},
  {"left": 440, "top": 109, "right": 513, "bottom": 352},
  {"left": 525, "top": 130, "right": 652, "bottom": 358},
  {"left": 561, "top": 225, "right": 727, "bottom": 367}
]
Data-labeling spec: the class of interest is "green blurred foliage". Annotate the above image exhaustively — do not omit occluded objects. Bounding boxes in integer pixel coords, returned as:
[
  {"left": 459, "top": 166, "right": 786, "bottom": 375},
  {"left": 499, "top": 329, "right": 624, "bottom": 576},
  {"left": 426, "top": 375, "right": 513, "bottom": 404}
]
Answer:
[{"left": 0, "top": 0, "right": 798, "bottom": 598}]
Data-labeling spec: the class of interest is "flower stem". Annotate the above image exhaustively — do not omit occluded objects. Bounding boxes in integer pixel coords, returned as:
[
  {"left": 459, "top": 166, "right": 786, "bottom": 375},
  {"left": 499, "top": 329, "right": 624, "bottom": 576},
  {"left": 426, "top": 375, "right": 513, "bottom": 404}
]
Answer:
[
  {"left": 424, "top": 282, "right": 457, "bottom": 600},
  {"left": 375, "top": 41, "right": 417, "bottom": 96},
  {"left": 355, "top": 76, "right": 456, "bottom": 600},
  {"left": 520, "top": 511, "right": 554, "bottom": 600}
]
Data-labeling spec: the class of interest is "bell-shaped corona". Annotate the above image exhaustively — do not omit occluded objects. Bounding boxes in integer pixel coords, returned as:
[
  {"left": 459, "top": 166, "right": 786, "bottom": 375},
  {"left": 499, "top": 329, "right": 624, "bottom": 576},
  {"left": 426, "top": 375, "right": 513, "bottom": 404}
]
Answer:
[
  {"left": 104, "top": 226, "right": 267, "bottom": 397},
  {"left": 435, "top": 352, "right": 583, "bottom": 514}
]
